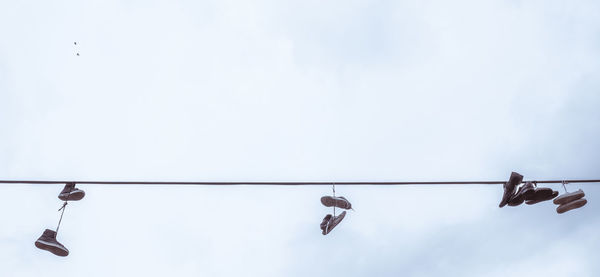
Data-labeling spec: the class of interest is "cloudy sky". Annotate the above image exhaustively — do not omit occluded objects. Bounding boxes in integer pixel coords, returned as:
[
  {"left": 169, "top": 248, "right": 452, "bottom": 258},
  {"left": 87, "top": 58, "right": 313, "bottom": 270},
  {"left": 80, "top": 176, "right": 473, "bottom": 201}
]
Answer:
[{"left": 1, "top": 0, "right": 599, "bottom": 276}]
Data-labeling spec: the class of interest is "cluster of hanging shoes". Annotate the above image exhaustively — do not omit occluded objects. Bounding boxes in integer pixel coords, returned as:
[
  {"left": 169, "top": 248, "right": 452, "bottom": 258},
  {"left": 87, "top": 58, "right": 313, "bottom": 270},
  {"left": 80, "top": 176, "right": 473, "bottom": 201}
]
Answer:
[
  {"left": 499, "top": 172, "right": 587, "bottom": 214},
  {"left": 32, "top": 173, "right": 589, "bottom": 257},
  {"left": 319, "top": 194, "right": 353, "bottom": 235},
  {"left": 499, "top": 172, "right": 558, "bottom": 207},
  {"left": 34, "top": 183, "right": 85, "bottom": 257}
]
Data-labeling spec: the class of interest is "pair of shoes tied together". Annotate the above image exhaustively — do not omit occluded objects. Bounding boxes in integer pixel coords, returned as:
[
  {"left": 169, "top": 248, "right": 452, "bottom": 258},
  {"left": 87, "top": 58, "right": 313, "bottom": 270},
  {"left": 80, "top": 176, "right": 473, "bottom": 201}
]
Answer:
[
  {"left": 554, "top": 189, "right": 587, "bottom": 214},
  {"left": 319, "top": 196, "right": 352, "bottom": 235},
  {"left": 35, "top": 183, "right": 86, "bottom": 257}
]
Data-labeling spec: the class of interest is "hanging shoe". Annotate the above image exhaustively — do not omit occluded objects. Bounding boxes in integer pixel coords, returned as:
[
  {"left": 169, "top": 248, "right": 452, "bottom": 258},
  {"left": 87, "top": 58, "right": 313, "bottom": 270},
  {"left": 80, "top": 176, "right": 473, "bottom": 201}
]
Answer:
[
  {"left": 556, "top": 198, "right": 587, "bottom": 214},
  {"left": 323, "top": 211, "right": 346, "bottom": 235},
  {"left": 321, "top": 196, "right": 352, "bottom": 210},
  {"left": 525, "top": 189, "right": 558, "bottom": 205},
  {"left": 34, "top": 229, "right": 69, "bottom": 257},
  {"left": 507, "top": 182, "right": 535, "bottom": 206},
  {"left": 520, "top": 182, "right": 536, "bottom": 200},
  {"left": 499, "top": 172, "right": 523, "bottom": 208},
  {"left": 507, "top": 188, "right": 525, "bottom": 206},
  {"left": 320, "top": 214, "right": 332, "bottom": 234},
  {"left": 58, "top": 182, "right": 85, "bottom": 201},
  {"left": 525, "top": 186, "right": 555, "bottom": 202},
  {"left": 553, "top": 189, "right": 585, "bottom": 206}
]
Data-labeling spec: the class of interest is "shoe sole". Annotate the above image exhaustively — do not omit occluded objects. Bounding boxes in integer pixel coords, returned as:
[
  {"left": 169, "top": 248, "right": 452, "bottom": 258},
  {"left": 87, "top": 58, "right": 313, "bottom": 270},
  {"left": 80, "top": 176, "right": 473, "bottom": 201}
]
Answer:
[
  {"left": 320, "top": 196, "right": 351, "bottom": 209},
  {"left": 59, "top": 190, "right": 85, "bottom": 201},
  {"left": 557, "top": 198, "right": 587, "bottom": 214},
  {"left": 35, "top": 240, "right": 69, "bottom": 257},
  {"left": 553, "top": 190, "right": 584, "bottom": 205}
]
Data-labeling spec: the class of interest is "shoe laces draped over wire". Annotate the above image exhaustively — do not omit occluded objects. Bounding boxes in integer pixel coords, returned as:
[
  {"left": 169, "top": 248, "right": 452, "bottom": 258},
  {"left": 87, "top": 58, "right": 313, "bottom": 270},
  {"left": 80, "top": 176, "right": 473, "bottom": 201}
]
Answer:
[{"left": 562, "top": 181, "right": 569, "bottom": 193}]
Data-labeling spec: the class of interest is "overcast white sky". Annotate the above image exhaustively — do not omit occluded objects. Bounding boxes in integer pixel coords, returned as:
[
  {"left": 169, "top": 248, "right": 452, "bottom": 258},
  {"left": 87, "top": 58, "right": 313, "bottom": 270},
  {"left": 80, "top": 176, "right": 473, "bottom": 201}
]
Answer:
[{"left": 1, "top": 0, "right": 599, "bottom": 276}]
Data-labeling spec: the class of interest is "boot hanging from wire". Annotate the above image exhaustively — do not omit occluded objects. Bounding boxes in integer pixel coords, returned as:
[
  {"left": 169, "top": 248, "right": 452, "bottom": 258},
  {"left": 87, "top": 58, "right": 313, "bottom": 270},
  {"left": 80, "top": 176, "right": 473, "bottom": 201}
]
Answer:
[{"left": 35, "top": 182, "right": 86, "bottom": 257}]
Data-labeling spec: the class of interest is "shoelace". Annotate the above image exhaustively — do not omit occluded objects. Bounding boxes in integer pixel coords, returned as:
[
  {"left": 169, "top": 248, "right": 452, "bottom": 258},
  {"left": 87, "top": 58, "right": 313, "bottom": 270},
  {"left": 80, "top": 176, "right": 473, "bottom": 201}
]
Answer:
[
  {"left": 332, "top": 183, "right": 336, "bottom": 218},
  {"left": 58, "top": 202, "right": 68, "bottom": 212},
  {"left": 55, "top": 186, "right": 72, "bottom": 234}
]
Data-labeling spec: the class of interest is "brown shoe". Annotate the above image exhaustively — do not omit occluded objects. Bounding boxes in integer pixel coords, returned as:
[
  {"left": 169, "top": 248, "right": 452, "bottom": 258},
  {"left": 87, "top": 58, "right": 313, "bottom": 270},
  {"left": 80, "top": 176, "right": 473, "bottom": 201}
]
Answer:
[
  {"left": 556, "top": 198, "right": 587, "bottom": 214},
  {"left": 507, "top": 182, "right": 536, "bottom": 206},
  {"left": 553, "top": 189, "right": 585, "bottom": 205},
  {"left": 321, "top": 196, "right": 352, "bottom": 210},
  {"left": 499, "top": 172, "right": 523, "bottom": 208},
  {"left": 523, "top": 187, "right": 558, "bottom": 205},
  {"left": 58, "top": 182, "right": 85, "bottom": 201},
  {"left": 507, "top": 187, "right": 525, "bottom": 206},
  {"left": 320, "top": 214, "right": 332, "bottom": 233},
  {"left": 35, "top": 229, "right": 69, "bottom": 257},
  {"left": 323, "top": 211, "right": 346, "bottom": 235},
  {"left": 525, "top": 190, "right": 559, "bottom": 205}
]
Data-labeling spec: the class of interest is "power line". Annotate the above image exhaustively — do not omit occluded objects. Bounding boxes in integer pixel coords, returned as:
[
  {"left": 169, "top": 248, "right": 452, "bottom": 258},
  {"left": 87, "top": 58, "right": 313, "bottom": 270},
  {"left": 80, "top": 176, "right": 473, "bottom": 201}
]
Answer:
[{"left": 1, "top": 179, "right": 600, "bottom": 185}]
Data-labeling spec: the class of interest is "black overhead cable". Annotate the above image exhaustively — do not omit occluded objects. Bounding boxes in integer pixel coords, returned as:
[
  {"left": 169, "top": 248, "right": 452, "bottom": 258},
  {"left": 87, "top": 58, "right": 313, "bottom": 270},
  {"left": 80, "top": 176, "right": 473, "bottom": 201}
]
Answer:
[{"left": 1, "top": 179, "right": 600, "bottom": 185}]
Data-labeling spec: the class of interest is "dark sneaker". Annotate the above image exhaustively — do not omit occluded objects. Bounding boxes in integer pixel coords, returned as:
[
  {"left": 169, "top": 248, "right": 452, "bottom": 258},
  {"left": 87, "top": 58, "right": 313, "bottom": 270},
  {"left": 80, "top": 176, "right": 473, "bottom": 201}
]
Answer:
[
  {"left": 35, "top": 229, "right": 69, "bottom": 257},
  {"left": 321, "top": 196, "right": 352, "bottom": 210},
  {"left": 507, "top": 182, "right": 535, "bottom": 206},
  {"left": 507, "top": 187, "right": 525, "bottom": 206},
  {"left": 320, "top": 214, "right": 332, "bottom": 232},
  {"left": 499, "top": 172, "right": 523, "bottom": 208},
  {"left": 553, "top": 189, "right": 585, "bottom": 205},
  {"left": 58, "top": 182, "right": 85, "bottom": 201},
  {"left": 525, "top": 190, "right": 559, "bottom": 205},
  {"left": 520, "top": 182, "right": 536, "bottom": 200},
  {"left": 556, "top": 198, "right": 587, "bottom": 214},
  {"left": 323, "top": 211, "right": 346, "bottom": 235}
]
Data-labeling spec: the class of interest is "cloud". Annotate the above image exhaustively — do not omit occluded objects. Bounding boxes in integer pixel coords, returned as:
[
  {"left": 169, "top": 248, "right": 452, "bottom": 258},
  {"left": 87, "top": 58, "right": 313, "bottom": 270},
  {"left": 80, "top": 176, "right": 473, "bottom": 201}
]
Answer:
[{"left": 0, "top": 0, "right": 599, "bottom": 276}]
